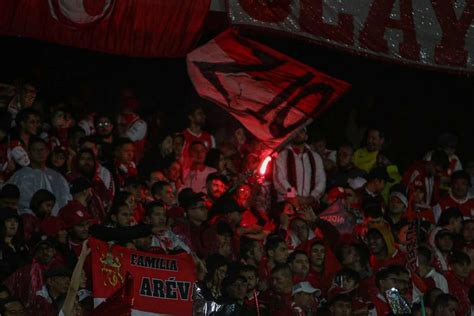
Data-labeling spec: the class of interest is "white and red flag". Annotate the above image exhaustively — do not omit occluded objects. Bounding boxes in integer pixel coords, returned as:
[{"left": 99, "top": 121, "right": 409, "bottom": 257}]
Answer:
[
  {"left": 0, "top": 0, "right": 210, "bottom": 57},
  {"left": 187, "top": 29, "right": 350, "bottom": 150}
]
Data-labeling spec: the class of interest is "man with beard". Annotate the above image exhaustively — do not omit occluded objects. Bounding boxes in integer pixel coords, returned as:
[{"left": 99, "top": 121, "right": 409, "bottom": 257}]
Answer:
[
  {"left": 72, "top": 149, "right": 111, "bottom": 219},
  {"left": 94, "top": 114, "right": 115, "bottom": 165},
  {"left": 288, "top": 250, "right": 310, "bottom": 283},
  {"left": 80, "top": 136, "right": 115, "bottom": 196},
  {"left": 238, "top": 265, "right": 263, "bottom": 310},
  {"left": 58, "top": 177, "right": 95, "bottom": 222},
  {"left": 273, "top": 127, "right": 326, "bottom": 207},
  {"left": 206, "top": 172, "right": 228, "bottom": 205},
  {"left": 353, "top": 127, "right": 385, "bottom": 173}
]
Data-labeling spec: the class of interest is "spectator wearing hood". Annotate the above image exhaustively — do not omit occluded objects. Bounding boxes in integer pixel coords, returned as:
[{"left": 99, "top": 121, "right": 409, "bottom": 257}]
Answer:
[
  {"left": 367, "top": 227, "right": 406, "bottom": 273},
  {"left": 402, "top": 149, "right": 449, "bottom": 206},
  {"left": 7, "top": 137, "right": 71, "bottom": 216},
  {"left": 305, "top": 239, "right": 341, "bottom": 299}
]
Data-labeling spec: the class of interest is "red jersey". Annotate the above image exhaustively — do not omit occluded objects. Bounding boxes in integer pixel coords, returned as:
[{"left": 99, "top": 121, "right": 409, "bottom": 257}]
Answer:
[
  {"left": 403, "top": 161, "right": 441, "bottom": 206},
  {"left": 370, "top": 250, "right": 407, "bottom": 273},
  {"left": 181, "top": 128, "right": 215, "bottom": 169},
  {"left": 435, "top": 193, "right": 474, "bottom": 220},
  {"left": 371, "top": 293, "right": 391, "bottom": 316},
  {"left": 444, "top": 271, "right": 470, "bottom": 316}
]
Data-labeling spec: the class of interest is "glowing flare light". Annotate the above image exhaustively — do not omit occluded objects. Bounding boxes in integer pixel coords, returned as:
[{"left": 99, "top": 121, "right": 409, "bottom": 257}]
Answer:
[{"left": 259, "top": 156, "right": 272, "bottom": 176}]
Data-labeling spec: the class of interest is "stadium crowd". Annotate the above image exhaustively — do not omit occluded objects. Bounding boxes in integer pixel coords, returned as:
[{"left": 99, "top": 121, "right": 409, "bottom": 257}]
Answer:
[{"left": 0, "top": 79, "right": 473, "bottom": 316}]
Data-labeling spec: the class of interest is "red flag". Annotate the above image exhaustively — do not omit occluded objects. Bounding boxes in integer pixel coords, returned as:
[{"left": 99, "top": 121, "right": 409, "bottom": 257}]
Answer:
[
  {"left": 0, "top": 0, "right": 210, "bottom": 57},
  {"left": 187, "top": 29, "right": 350, "bottom": 150},
  {"left": 89, "top": 238, "right": 196, "bottom": 316},
  {"left": 91, "top": 272, "right": 134, "bottom": 316}
]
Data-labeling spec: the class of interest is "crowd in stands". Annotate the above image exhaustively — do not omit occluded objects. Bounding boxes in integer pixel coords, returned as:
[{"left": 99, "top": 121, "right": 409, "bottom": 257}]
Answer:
[{"left": 0, "top": 78, "right": 473, "bottom": 316}]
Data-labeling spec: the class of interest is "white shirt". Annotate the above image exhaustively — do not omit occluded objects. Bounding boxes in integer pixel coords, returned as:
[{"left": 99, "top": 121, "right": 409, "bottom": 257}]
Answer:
[{"left": 273, "top": 145, "right": 326, "bottom": 201}]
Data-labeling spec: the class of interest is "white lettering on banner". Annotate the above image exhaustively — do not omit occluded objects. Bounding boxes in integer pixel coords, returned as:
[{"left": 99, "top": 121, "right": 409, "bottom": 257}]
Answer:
[
  {"left": 228, "top": 0, "right": 474, "bottom": 72},
  {"left": 48, "top": 0, "right": 114, "bottom": 27}
]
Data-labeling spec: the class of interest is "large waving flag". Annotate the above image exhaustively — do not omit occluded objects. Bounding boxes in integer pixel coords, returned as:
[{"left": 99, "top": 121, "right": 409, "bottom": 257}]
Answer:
[
  {"left": 90, "top": 238, "right": 196, "bottom": 316},
  {"left": 0, "top": 0, "right": 211, "bottom": 57},
  {"left": 187, "top": 29, "right": 350, "bottom": 150}
]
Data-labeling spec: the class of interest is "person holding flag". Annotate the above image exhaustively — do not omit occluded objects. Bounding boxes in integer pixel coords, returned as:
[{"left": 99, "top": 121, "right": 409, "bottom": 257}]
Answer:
[{"left": 273, "top": 127, "right": 326, "bottom": 209}]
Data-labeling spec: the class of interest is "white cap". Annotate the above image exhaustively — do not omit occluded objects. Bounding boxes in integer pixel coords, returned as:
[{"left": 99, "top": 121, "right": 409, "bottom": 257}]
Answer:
[
  {"left": 390, "top": 191, "right": 408, "bottom": 207},
  {"left": 347, "top": 177, "right": 367, "bottom": 190},
  {"left": 292, "top": 281, "right": 321, "bottom": 296}
]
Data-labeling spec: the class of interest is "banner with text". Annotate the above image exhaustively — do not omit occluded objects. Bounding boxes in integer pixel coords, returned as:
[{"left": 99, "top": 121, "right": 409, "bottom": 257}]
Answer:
[
  {"left": 227, "top": 0, "right": 474, "bottom": 73},
  {"left": 90, "top": 238, "right": 196, "bottom": 316}
]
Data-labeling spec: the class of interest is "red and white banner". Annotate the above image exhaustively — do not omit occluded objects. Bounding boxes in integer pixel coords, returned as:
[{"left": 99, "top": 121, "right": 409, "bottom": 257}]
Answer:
[
  {"left": 227, "top": 0, "right": 474, "bottom": 73},
  {"left": 0, "top": 0, "right": 211, "bottom": 57},
  {"left": 90, "top": 238, "right": 196, "bottom": 316},
  {"left": 187, "top": 29, "right": 350, "bottom": 149}
]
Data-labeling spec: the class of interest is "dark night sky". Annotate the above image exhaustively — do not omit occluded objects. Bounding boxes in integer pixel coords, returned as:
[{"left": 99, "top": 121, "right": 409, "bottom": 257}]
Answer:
[{"left": 0, "top": 25, "right": 473, "bottom": 172}]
